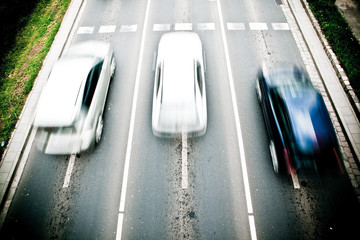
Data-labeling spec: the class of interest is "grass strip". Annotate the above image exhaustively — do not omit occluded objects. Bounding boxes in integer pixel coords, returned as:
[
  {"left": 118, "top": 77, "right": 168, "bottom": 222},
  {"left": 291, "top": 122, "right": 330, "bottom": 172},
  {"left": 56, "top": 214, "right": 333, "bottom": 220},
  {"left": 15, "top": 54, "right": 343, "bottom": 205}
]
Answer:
[
  {"left": 0, "top": 0, "right": 71, "bottom": 160},
  {"left": 307, "top": 0, "right": 360, "bottom": 97}
]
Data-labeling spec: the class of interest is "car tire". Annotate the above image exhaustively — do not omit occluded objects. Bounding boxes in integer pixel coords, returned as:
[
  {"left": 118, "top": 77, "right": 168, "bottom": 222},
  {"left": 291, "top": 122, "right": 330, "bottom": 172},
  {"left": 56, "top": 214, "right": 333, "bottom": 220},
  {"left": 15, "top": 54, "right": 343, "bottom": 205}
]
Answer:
[
  {"left": 255, "top": 79, "right": 262, "bottom": 102},
  {"left": 95, "top": 114, "right": 103, "bottom": 144},
  {"left": 269, "top": 140, "right": 280, "bottom": 174},
  {"left": 110, "top": 56, "right": 116, "bottom": 78}
]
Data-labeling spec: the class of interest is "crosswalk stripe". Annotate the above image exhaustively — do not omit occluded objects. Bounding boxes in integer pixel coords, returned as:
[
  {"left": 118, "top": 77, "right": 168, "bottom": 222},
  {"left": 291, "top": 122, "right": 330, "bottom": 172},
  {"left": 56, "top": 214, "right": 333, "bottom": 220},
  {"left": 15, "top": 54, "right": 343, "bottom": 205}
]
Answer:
[
  {"left": 77, "top": 26, "right": 94, "bottom": 34},
  {"left": 99, "top": 25, "right": 116, "bottom": 33},
  {"left": 120, "top": 24, "right": 138, "bottom": 32},
  {"left": 76, "top": 22, "right": 291, "bottom": 35},
  {"left": 271, "top": 22, "right": 290, "bottom": 30},
  {"left": 198, "top": 23, "right": 215, "bottom": 31},
  {"left": 153, "top": 24, "right": 171, "bottom": 31},
  {"left": 249, "top": 22, "right": 268, "bottom": 30},
  {"left": 174, "top": 23, "right": 192, "bottom": 31},
  {"left": 227, "top": 22, "right": 246, "bottom": 30}
]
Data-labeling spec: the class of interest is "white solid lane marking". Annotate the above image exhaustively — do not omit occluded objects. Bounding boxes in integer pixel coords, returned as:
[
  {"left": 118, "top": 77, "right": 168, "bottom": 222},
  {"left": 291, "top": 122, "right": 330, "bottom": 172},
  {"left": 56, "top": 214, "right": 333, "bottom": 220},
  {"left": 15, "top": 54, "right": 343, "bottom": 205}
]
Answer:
[
  {"left": 227, "top": 22, "right": 246, "bottom": 30},
  {"left": 99, "top": 25, "right": 116, "bottom": 33},
  {"left": 120, "top": 24, "right": 138, "bottom": 32},
  {"left": 77, "top": 26, "right": 94, "bottom": 34},
  {"left": 174, "top": 23, "right": 192, "bottom": 31},
  {"left": 153, "top": 24, "right": 171, "bottom": 31},
  {"left": 249, "top": 22, "right": 268, "bottom": 30},
  {"left": 217, "top": 0, "right": 257, "bottom": 239},
  {"left": 249, "top": 215, "right": 257, "bottom": 240},
  {"left": 116, "top": 0, "right": 152, "bottom": 239},
  {"left": 63, "top": 154, "right": 76, "bottom": 188},
  {"left": 116, "top": 213, "right": 124, "bottom": 240},
  {"left": 181, "top": 133, "right": 188, "bottom": 189},
  {"left": 272, "top": 22, "right": 290, "bottom": 30}
]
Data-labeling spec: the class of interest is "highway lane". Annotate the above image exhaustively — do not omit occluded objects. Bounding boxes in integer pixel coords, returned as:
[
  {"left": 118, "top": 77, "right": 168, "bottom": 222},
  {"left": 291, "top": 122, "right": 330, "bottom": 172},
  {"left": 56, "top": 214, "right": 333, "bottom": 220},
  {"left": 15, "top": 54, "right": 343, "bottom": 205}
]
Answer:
[
  {"left": 120, "top": 0, "right": 252, "bottom": 238},
  {"left": 1, "top": 0, "right": 147, "bottom": 239},
  {"left": 1, "top": 0, "right": 360, "bottom": 239}
]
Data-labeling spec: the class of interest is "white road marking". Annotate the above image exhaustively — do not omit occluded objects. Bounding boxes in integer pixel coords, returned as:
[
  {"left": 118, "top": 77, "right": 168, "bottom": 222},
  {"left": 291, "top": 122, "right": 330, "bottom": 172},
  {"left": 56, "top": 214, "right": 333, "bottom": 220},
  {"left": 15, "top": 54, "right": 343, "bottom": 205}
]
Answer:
[
  {"left": 249, "top": 22, "right": 268, "bottom": 30},
  {"left": 197, "top": 23, "right": 215, "bottom": 31},
  {"left": 78, "top": 22, "right": 291, "bottom": 35},
  {"left": 153, "top": 24, "right": 171, "bottom": 31},
  {"left": 272, "top": 22, "right": 290, "bottom": 30},
  {"left": 217, "top": 0, "right": 257, "bottom": 239},
  {"left": 174, "top": 23, "right": 192, "bottom": 31},
  {"left": 63, "top": 154, "right": 76, "bottom": 188},
  {"left": 120, "top": 24, "right": 138, "bottom": 32},
  {"left": 181, "top": 133, "right": 188, "bottom": 189},
  {"left": 249, "top": 215, "right": 257, "bottom": 240},
  {"left": 227, "top": 22, "right": 246, "bottom": 30},
  {"left": 116, "top": 0, "right": 152, "bottom": 239},
  {"left": 99, "top": 25, "right": 116, "bottom": 33},
  {"left": 116, "top": 213, "right": 124, "bottom": 240},
  {"left": 291, "top": 171, "right": 300, "bottom": 189},
  {"left": 77, "top": 26, "right": 94, "bottom": 34}
]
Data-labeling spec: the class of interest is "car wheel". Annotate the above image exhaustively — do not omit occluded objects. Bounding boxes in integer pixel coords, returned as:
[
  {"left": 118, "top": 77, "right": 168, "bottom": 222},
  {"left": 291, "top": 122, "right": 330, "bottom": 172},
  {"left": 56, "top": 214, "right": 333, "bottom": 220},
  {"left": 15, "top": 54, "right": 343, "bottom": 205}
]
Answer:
[
  {"left": 110, "top": 56, "right": 116, "bottom": 78},
  {"left": 269, "top": 141, "right": 279, "bottom": 174},
  {"left": 95, "top": 115, "right": 103, "bottom": 144},
  {"left": 255, "top": 79, "right": 262, "bottom": 102}
]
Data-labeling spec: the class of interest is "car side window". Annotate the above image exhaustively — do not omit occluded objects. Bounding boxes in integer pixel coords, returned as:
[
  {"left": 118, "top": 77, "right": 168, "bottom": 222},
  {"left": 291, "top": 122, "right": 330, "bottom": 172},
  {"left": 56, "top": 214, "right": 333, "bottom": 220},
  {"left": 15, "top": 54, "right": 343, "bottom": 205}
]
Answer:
[
  {"left": 270, "top": 90, "right": 292, "bottom": 139},
  {"left": 196, "top": 62, "right": 203, "bottom": 95},
  {"left": 83, "top": 60, "right": 104, "bottom": 108},
  {"left": 156, "top": 63, "right": 162, "bottom": 96}
]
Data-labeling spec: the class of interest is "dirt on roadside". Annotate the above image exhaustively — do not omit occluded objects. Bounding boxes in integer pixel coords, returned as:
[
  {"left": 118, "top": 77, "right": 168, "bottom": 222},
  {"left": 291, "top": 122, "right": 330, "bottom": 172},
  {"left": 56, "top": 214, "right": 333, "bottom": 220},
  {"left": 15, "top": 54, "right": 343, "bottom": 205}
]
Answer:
[{"left": 336, "top": 0, "right": 360, "bottom": 41}]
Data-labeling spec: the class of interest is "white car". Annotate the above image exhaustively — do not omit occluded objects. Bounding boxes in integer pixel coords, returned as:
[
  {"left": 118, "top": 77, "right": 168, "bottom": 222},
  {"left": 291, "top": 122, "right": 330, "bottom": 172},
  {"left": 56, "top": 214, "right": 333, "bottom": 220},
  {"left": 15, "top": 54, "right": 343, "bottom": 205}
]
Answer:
[
  {"left": 33, "top": 41, "right": 115, "bottom": 154},
  {"left": 152, "top": 32, "right": 207, "bottom": 137}
]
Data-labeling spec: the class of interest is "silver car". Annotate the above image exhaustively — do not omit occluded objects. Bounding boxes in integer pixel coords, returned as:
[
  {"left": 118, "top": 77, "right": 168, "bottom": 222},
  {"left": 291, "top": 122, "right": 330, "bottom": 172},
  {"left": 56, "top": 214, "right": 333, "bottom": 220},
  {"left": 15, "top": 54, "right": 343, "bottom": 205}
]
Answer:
[
  {"left": 152, "top": 32, "right": 207, "bottom": 137},
  {"left": 33, "top": 41, "right": 116, "bottom": 154}
]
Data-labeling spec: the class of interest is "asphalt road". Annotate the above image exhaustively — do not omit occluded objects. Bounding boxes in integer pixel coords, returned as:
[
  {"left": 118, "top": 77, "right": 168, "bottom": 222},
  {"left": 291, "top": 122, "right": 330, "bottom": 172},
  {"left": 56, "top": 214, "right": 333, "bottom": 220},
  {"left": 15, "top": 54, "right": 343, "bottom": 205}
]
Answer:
[{"left": 1, "top": 0, "right": 360, "bottom": 239}]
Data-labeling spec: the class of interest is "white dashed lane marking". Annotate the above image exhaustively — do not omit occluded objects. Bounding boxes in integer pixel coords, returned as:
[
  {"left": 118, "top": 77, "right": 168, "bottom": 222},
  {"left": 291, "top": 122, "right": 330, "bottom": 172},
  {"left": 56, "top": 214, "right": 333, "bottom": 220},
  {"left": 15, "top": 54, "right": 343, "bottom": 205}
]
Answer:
[
  {"left": 153, "top": 24, "right": 171, "bottom": 31},
  {"left": 77, "top": 26, "right": 94, "bottom": 34},
  {"left": 120, "top": 24, "right": 138, "bottom": 32},
  {"left": 198, "top": 23, "right": 215, "bottom": 31},
  {"left": 272, "top": 22, "right": 290, "bottom": 30},
  {"left": 63, "top": 154, "right": 76, "bottom": 188},
  {"left": 227, "top": 22, "right": 246, "bottom": 30},
  {"left": 181, "top": 133, "right": 189, "bottom": 189},
  {"left": 249, "top": 22, "right": 268, "bottom": 30},
  {"left": 174, "top": 23, "right": 193, "bottom": 31},
  {"left": 77, "top": 22, "right": 290, "bottom": 34},
  {"left": 99, "top": 25, "right": 116, "bottom": 33}
]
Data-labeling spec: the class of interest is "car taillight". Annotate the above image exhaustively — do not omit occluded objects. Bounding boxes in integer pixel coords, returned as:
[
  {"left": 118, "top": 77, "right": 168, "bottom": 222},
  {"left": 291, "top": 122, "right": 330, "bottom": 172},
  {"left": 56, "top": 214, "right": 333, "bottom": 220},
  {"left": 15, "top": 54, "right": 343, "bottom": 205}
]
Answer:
[{"left": 283, "top": 148, "right": 294, "bottom": 174}]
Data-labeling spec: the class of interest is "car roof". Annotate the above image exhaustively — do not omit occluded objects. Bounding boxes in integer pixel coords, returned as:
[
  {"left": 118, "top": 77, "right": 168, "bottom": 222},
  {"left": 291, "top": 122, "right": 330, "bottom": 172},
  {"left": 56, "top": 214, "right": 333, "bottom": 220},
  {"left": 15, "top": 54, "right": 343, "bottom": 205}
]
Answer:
[
  {"left": 274, "top": 84, "right": 336, "bottom": 154},
  {"left": 157, "top": 32, "right": 203, "bottom": 106}
]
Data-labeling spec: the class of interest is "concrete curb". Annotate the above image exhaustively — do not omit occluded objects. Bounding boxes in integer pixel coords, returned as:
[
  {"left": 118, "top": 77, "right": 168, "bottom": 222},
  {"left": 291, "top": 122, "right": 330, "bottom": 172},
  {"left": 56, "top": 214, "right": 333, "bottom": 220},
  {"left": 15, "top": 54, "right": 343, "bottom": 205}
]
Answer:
[
  {"left": 0, "top": 0, "right": 84, "bottom": 215},
  {"left": 296, "top": 0, "right": 360, "bottom": 165},
  {"left": 299, "top": 0, "right": 360, "bottom": 132}
]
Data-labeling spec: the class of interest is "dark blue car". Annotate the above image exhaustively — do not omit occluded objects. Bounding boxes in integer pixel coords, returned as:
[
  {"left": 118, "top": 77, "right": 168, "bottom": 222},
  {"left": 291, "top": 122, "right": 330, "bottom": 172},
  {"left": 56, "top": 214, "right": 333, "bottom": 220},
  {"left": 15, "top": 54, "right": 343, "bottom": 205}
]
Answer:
[{"left": 256, "top": 64, "right": 344, "bottom": 176}]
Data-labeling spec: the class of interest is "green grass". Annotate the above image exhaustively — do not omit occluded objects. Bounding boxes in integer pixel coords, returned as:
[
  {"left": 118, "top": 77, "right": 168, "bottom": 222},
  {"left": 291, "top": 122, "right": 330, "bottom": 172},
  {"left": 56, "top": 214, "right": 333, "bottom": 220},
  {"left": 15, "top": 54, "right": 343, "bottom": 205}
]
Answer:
[
  {"left": 0, "top": 0, "right": 70, "bottom": 160},
  {"left": 307, "top": 0, "right": 360, "bottom": 98}
]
